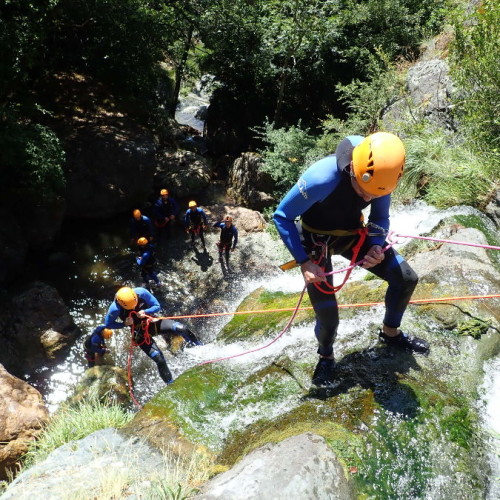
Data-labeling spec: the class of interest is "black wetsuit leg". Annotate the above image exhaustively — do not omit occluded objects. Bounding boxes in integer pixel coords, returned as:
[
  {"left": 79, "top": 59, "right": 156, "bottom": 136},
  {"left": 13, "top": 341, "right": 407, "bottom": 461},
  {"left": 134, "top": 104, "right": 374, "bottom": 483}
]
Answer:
[
  {"left": 158, "top": 319, "right": 202, "bottom": 346},
  {"left": 139, "top": 339, "right": 172, "bottom": 383},
  {"left": 341, "top": 241, "right": 418, "bottom": 328}
]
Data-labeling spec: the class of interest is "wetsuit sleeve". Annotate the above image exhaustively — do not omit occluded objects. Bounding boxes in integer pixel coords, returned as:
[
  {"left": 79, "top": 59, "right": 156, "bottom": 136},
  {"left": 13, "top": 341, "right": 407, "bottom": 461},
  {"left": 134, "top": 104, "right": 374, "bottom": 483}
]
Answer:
[
  {"left": 171, "top": 198, "right": 179, "bottom": 216},
  {"left": 105, "top": 304, "right": 124, "bottom": 329},
  {"left": 183, "top": 210, "right": 190, "bottom": 227},
  {"left": 152, "top": 199, "right": 162, "bottom": 219},
  {"left": 232, "top": 226, "right": 238, "bottom": 248},
  {"left": 137, "top": 250, "right": 151, "bottom": 267},
  {"left": 136, "top": 287, "right": 161, "bottom": 315},
  {"left": 273, "top": 156, "right": 343, "bottom": 264},
  {"left": 213, "top": 222, "right": 224, "bottom": 229},
  {"left": 367, "top": 195, "right": 391, "bottom": 247}
]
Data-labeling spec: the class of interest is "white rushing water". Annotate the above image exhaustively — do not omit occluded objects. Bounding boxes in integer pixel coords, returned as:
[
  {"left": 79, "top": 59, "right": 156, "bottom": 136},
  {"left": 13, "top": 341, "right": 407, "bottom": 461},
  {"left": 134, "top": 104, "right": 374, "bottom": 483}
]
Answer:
[{"left": 481, "top": 357, "right": 500, "bottom": 500}]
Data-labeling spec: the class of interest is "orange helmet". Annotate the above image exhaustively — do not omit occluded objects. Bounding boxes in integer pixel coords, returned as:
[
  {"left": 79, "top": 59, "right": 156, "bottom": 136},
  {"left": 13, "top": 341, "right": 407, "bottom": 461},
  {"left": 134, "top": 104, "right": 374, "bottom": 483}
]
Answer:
[
  {"left": 351, "top": 132, "right": 405, "bottom": 196},
  {"left": 115, "top": 287, "right": 138, "bottom": 310},
  {"left": 137, "top": 237, "right": 148, "bottom": 246},
  {"left": 133, "top": 209, "right": 141, "bottom": 220},
  {"left": 188, "top": 200, "right": 197, "bottom": 208},
  {"left": 160, "top": 189, "right": 168, "bottom": 196},
  {"left": 225, "top": 216, "right": 233, "bottom": 222},
  {"left": 102, "top": 328, "right": 113, "bottom": 340}
]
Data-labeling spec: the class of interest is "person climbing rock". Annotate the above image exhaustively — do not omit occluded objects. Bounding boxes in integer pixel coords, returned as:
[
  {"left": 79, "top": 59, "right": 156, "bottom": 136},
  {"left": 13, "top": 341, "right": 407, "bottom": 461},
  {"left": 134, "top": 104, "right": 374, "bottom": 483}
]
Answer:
[
  {"left": 84, "top": 325, "right": 113, "bottom": 368},
  {"left": 104, "top": 286, "right": 202, "bottom": 384},
  {"left": 273, "top": 132, "right": 429, "bottom": 387},
  {"left": 129, "top": 209, "right": 155, "bottom": 247},
  {"left": 152, "top": 188, "right": 179, "bottom": 243},
  {"left": 213, "top": 216, "right": 238, "bottom": 269},
  {"left": 184, "top": 200, "right": 208, "bottom": 251},
  {"left": 136, "top": 237, "right": 161, "bottom": 289}
]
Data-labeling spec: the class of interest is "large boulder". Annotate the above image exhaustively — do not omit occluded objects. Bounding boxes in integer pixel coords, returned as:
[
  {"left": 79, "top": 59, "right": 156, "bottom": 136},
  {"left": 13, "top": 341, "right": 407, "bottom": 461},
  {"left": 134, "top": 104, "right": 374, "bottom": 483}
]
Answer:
[
  {"left": 0, "top": 282, "right": 81, "bottom": 377},
  {"left": 0, "top": 364, "right": 49, "bottom": 481},
  {"left": 227, "top": 153, "right": 275, "bottom": 211},
  {"left": 155, "top": 149, "right": 212, "bottom": 195},
  {"left": 383, "top": 58, "right": 456, "bottom": 131},
  {"left": 205, "top": 204, "right": 266, "bottom": 233},
  {"left": 195, "top": 433, "right": 353, "bottom": 500}
]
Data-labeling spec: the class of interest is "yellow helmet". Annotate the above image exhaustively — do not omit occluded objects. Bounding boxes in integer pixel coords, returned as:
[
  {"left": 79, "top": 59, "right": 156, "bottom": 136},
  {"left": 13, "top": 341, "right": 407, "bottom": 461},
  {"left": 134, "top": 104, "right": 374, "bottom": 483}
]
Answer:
[
  {"left": 188, "top": 200, "right": 197, "bottom": 208},
  {"left": 160, "top": 189, "right": 168, "bottom": 196},
  {"left": 137, "top": 237, "right": 148, "bottom": 246},
  {"left": 133, "top": 209, "right": 141, "bottom": 220},
  {"left": 115, "top": 287, "right": 138, "bottom": 310},
  {"left": 352, "top": 132, "right": 405, "bottom": 196},
  {"left": 102, "top": 328, "right": 113, "bottom": 340}
]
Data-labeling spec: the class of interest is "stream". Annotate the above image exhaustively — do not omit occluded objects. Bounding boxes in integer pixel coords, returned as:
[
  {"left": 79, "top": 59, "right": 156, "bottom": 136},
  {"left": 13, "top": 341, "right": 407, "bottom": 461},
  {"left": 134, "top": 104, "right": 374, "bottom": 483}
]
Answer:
[{"left": 28, "top": 193, "right": 500, "bottom": 498}]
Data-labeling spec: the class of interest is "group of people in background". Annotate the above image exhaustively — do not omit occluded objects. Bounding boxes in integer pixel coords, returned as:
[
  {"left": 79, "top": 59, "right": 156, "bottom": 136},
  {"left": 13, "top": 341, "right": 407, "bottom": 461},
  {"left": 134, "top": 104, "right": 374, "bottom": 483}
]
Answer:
[{"left": 84, "top": 188, "right": 238, "bottom": 382}]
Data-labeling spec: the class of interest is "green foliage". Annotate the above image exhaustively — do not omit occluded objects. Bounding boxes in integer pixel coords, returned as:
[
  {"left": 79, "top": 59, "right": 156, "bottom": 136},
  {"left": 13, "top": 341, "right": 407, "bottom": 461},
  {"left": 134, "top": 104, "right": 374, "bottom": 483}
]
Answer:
[
  {"left": 0, "top": 120, "right": 66, "bottom": 203},
  {"left": 450, "top": 0, "right": 500, "bottom": 157},
  {"left": 21, "top": 397, "right": 133, "bottom": 468},
  {"left": 396, "top": 127, "right": 492, "bottom": 208},
  {"left": 255, "top": 120, "right": 320, "bottom": 198}
]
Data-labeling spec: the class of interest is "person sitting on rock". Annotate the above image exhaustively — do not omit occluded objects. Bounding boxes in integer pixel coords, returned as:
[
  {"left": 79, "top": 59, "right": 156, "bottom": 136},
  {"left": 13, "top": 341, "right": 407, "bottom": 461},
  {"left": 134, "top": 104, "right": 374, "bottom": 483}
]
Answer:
[
  {"left": 184, "top": 200, "right": 208, "bottom": 251},
  {"left": 213, "top": 216, "right": 238, "bottom": 267},
  {"left": 84, "top": 326, "right": 113, "bottom": 368},
  {"left": 136, "top": 237, "right": 161, "bottom": 289},
  {"left": 129, "top": 209, "right": 155, "bottom": 247},
  {"left": 104, "top": 286, "right": 203, "bottom": 384}
]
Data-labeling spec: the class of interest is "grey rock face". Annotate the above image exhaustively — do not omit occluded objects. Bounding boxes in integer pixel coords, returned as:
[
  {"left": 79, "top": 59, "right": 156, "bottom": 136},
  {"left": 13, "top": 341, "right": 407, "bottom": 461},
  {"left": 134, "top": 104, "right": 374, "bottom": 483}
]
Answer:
[{"left": 195, "top": 433, "right": 353, "bottom": 500}]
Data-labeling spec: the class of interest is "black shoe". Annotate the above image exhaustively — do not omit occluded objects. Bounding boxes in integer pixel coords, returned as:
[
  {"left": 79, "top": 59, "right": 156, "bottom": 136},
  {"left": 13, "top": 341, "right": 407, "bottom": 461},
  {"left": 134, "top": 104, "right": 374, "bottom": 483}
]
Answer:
[
  {"left": 312, "top": 357, "right": 336, "bottom": 387},
  {"left": 378, "top": 330, "right": 429, "bottom": 354}
]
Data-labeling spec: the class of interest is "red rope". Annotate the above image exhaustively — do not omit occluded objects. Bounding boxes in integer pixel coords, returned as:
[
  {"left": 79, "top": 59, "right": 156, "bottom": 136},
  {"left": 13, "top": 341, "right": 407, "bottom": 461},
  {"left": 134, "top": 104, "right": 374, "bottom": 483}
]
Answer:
[{"left": 197, "top": 286, "right": 308, "bottom": 366}]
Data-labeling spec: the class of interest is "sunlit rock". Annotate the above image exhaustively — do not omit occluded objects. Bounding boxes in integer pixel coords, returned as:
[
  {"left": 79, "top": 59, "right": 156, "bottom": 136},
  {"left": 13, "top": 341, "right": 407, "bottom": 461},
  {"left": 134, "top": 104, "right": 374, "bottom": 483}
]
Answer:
[{"left": 0, "top": 364, "right": 49, "bottom": 481}]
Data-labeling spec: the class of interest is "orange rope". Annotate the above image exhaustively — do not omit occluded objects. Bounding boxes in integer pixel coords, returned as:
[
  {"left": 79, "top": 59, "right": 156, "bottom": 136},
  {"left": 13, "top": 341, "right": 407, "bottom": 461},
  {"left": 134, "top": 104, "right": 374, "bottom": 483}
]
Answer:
[{"left": 155, "top": 293, "right": 500, "bottom": 320}]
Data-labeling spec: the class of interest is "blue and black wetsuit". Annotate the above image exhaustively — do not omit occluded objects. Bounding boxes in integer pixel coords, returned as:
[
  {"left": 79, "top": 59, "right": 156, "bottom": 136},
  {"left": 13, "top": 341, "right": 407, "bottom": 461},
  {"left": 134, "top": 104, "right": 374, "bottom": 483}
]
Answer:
[
  {"left": 136, "top": 243, "right": 160, "bottom": 285},
  {"left": 130, "top": 215, "right": 155, "bottom": 243},
  {"left": 84, "top": 325, "right": 108, "bottom": 368},
  {"left": 153, "top": 196, "right": 179, "bottom": 227},
  {"left": 105, "top": 287, "right": 201, "bottom": 383},
  {"left": 213, "top": 221, "right": 238, "bottom": 261},
  {"left": 273, "top": 136, "right": 418, "bottom": 357},
  {"left": 184, "top": 207, "right": 208, "bottom": 247}
]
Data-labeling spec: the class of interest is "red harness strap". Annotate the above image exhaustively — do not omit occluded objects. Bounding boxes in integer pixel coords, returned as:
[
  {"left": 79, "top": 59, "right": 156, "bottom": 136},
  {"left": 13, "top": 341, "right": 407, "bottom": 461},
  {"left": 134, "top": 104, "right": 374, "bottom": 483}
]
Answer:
[
  {"left": 129, "top": 311, "right": 153, "bottom": 347},
  {"left": 312, "top": 227, "right": 367, "bottom": 295}
]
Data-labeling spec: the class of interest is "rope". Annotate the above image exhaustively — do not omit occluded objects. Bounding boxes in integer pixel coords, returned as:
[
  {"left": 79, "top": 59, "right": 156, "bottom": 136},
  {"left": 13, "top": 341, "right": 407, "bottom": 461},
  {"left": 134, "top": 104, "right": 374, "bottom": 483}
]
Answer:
[
  {"left": 154, "top": 293, "right": 499, "bottom": 320},
  {"left": 393, "top": 232, "right": 500, "bottom": 251},
  {"left": 124, "top": 231, "right": 500, "bottom": 386},
  {"left": 197, "top": 286, "right": 308, "bottom": 365}
]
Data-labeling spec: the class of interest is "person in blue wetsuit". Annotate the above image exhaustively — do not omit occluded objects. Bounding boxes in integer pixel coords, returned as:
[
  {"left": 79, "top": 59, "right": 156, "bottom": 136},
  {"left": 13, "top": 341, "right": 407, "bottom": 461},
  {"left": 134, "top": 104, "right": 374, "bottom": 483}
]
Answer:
[
  {"left": 84, "top": 325, "right": 113, "bottom": 368},
  {"left": 213, "top": 216, "right": 238, "bottom": 266},
  {"left": 273, "top": 132, "right": 429, "bottom": 387},
  {"left": 152, "top": 188, "right": 179, "bottom": 243},
  {"left": 136, "top": 237, "right": 161, "bottom": 288},
  {"left": 105, "top": 287, "right": 202, "bottom": 384},
  {"left": 184, "top": 200, "right": 208, "bottom": 250},
  {"left": 130, "top": 209, "right": 155, "bottom": 247}
]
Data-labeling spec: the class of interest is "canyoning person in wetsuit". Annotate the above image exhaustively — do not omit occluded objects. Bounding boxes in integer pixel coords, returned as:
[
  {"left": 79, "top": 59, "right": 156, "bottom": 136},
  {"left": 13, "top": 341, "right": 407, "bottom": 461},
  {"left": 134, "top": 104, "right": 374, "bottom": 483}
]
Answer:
[
  {"left": 273, "top": 132, "right": 429, "bottom": 387},
  {"left": 184, "top": 200, "right": 208, "bottom": 250},
  {"left": 129, "top": 209, "right": 155, "bottom": 247},
  {"left": 104, "top": 287, "right": 202, "bottom": 384},
  {"left": 152, "top": 188, "right": 179, "bottom": 243},
  {"left": 84, "top": 325, "right": 113, "bottom": 368},
  {"left": 213, "top": 216, "right": 238, "bottom": 267},
  {"left": 136, "top": 237, "right": 161, "bottom": 289}
]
